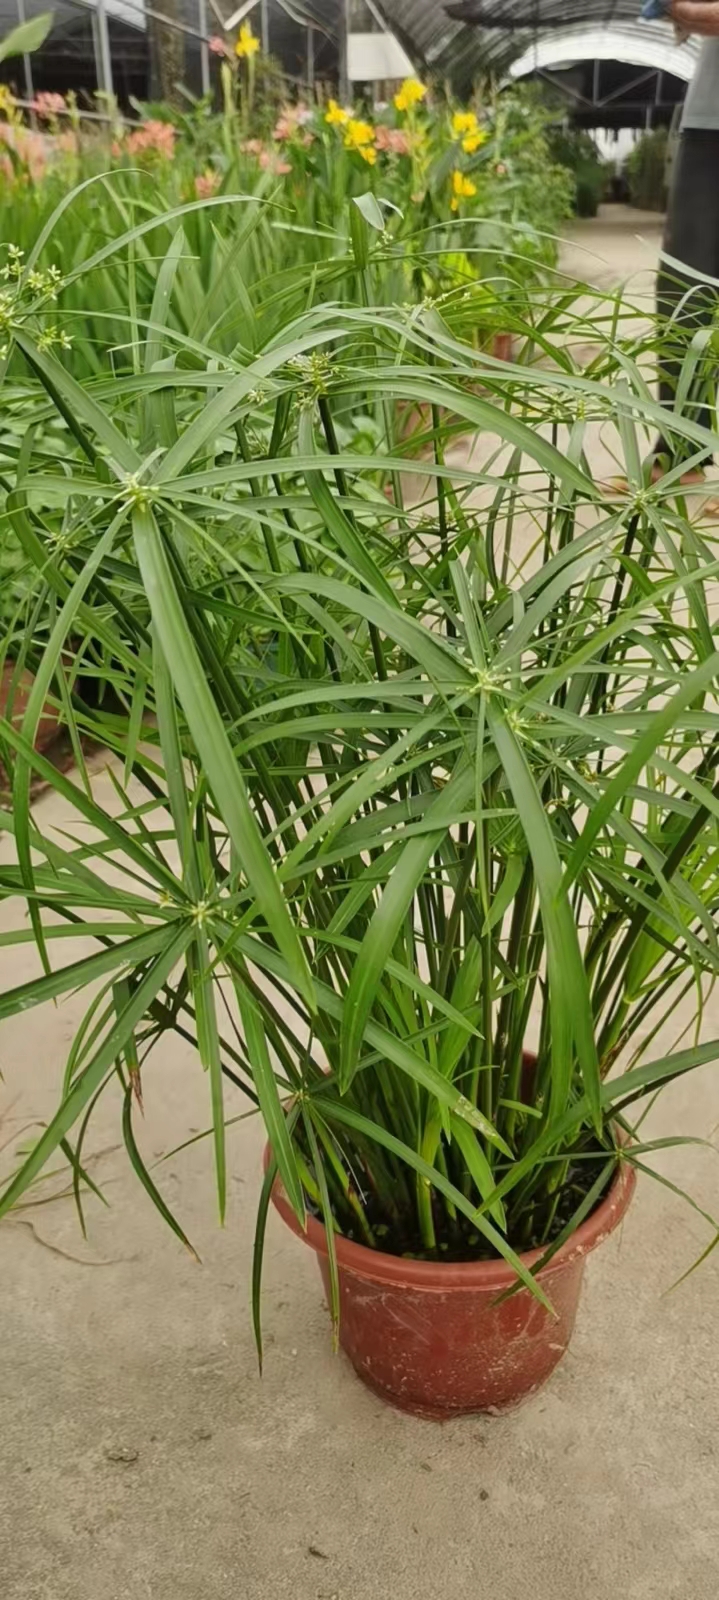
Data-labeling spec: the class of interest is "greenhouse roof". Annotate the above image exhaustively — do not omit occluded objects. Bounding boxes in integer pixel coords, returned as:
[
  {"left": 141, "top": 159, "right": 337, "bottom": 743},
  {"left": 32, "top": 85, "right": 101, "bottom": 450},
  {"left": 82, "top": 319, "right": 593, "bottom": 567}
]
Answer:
[{"left": 380, "top": 0, "right": 699, "bottom": 88}]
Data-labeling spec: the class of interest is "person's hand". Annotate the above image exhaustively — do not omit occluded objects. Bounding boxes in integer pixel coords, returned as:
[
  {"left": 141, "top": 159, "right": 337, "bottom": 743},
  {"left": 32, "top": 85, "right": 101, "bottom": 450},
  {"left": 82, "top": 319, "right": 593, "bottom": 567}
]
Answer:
[{"left": 671, "top": 0, "right": 719, "bottom": 34}]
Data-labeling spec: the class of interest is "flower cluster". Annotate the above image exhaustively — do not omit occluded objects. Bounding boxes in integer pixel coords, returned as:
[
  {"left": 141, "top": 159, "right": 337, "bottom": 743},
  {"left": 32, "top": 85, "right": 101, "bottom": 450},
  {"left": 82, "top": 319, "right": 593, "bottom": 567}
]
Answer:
[
  {"left": 324, "top": 99, "right": 349, "bottom": 127},
  {"left": 32, "top": 91, "right": 67, "bottom": 122},
  {"left": 451, "top": 109, "right": 488, "bottom": 155},
  {"left": 36, "top": 327, "right": 73, "bottom": 353},
  {"left": 0, "top": 247, "right": 63, "bottom": 299},
  {"left": 273, "top": 105, "right": 314, "bottom": 143},
  {"left": 343, "top": 118, "right": 376, "bottom": 164},
  {"left": 0, "top": 246, "right": 68, "bottom": 361},
  {"left": 195, "top": 168, "right": 221, "bottom": 199},
  {"left": 394, "top": 77, "right": 427, "bottom": 114},
  {"left": 118, "top": 120, "right": 176, "bottom": 160},
  {"left": 0, "top": 122, "right": 47, "bottom": 182},
  {"left": 375, "top": 125, "right": 411, "bottom": 157},
  {"left": 288, "top": 350, "right": 334, "bottom": 396},
  {"left": 235, "top": 21, "right": 259, "bottom": 58},
  {"left": 0, "top": 243, "right": 23, "bottom": 282},
  {"left": 450, "top": 169, "right": 477, "bottom": 211},
  {"left": 27, "top": 265, "right": 63, "bottom": 296},
  {"left": 241, "top": 138, "right": 291, "bottom": 173},
  {"left": 323, "top": 99, "right": 377, "bottom": 162}
]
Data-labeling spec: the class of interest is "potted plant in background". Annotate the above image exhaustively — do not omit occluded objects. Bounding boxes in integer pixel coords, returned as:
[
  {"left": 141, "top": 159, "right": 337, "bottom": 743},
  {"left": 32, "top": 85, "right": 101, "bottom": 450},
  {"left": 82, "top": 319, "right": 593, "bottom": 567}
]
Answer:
[
  {"left": 624, "top": 126, "right": 670, "bottom": 212},
  {"left": 1, "top": 190, "right": 718, "bottom": 1419}
]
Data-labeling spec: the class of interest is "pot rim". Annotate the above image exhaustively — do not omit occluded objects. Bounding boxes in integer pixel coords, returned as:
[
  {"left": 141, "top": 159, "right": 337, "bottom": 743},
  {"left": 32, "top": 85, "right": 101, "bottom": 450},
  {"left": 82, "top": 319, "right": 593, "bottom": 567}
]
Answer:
[{"left": 267, "top": 1141, "right": 636, "bottom": 1293}]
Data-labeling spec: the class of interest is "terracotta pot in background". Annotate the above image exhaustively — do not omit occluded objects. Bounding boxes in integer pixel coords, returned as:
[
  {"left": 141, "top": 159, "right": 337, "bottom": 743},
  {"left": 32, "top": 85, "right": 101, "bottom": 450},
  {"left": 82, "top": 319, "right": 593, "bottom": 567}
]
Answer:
[
  {"left": 270, "top": 1146, "right": 635, "bottom": 1420},
  {"left": 490, "top": 331, "right": 514, "bottom": 362},
  {"left": 1, "top": 663, "right": 60, "bottom": 748},
  {"left": 394, "top": 331, "right": 513, "bottom": 459},
  {"left": 0, "top": 664, "right": 61, "bottom": 781}
]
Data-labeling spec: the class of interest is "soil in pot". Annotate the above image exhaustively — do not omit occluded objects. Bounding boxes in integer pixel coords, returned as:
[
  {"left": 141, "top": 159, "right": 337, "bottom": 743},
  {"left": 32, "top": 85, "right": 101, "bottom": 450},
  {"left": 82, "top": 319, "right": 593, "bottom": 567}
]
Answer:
[{"left": 340, "top": 1139, "right": 616, "bottom": 1264}]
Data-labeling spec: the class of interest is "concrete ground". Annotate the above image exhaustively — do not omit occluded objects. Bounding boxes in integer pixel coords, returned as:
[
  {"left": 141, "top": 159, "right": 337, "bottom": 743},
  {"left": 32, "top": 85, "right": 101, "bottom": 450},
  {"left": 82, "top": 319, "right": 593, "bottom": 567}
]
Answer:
[
  {"left": 2, "top": 206, "right": 719, "bottom": 1600},
  {"left": 559, "top": 202, "right": 664, "bottom": 296}
]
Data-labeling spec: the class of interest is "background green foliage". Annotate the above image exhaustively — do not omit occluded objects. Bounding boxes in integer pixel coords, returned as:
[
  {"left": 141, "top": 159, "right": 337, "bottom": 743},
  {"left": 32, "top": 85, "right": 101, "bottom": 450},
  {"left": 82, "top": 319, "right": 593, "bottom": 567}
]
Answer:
[{"left": 624, "top": 127, "right": 670, "bottom": 212}]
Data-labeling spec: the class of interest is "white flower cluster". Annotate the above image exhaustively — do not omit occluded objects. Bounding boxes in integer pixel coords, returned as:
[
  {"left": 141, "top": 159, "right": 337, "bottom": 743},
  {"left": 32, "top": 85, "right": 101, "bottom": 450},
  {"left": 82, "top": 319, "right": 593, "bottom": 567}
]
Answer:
[{"left": 0, "top": 246, "right": 70, "bottom": 360}]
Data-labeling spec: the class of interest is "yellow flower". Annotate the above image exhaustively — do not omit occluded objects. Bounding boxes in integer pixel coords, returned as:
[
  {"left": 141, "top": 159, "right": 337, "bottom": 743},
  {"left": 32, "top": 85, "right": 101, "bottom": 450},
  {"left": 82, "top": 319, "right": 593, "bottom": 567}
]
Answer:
[
  {"left": 463, "top": 129, "right": 488, "bottom": 154},
  {"left": 359, "top": 145, "right": 376, "bottom": 164},
  {"left": 0, "top": 84, "right": 16, "bottom": 119},
  {"left": 394, "top": 77, "right": 427, "bottom": 113},
  {"left": 452, "top": 170, "right": 477, "bottom": 196},
  {"left": 450, "top": 168, "right": 477, "bottom": 211},
  {"left": 344, "top": 118, "right": 376, "bottom": 155},
  {"left": 325, "top": 98, "right": 349, "bottom": 126},
  {"left": 235, "top": 21, "right": 260, "bottom": 58},
  {"left": 451, "top": 110, "right": 477, "bottom": 137}
]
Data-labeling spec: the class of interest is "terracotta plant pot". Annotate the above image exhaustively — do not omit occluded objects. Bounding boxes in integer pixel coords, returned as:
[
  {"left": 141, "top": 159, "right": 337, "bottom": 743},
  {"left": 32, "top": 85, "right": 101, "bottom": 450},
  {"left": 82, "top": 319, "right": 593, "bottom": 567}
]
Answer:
[
  {"left": 0, "top": 662, "right": 62, "bottom": 790},
  {"left": 270, "top": 1147, "right": 635, "bottom": 1419},
  {"left": 0, "top": 662, "right": 60, "bottom": 751},
  {"left": 490, "top": 331, "right": 514, "bottom": 362}
]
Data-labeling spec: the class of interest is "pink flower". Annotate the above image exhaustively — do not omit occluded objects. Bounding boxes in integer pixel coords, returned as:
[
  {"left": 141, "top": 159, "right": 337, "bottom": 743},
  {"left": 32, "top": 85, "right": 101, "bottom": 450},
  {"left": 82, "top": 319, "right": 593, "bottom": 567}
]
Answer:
[
  {"left": 124, "top": 120, "right": 176, "bottom": 159},
  {"left": 258, "top": 149, "right": 291, "bottom": 173},
  {"left": 0, "top": 122, "right": 46, "bottom": 180},
  {"left": 272, "top": 104, "right": 312, "bottom": 141},
  {"left": 241, "top": 138, "right": 263, "bottom": 156},
  {"left": 272, "top": 114, "right": 294, "bottom": 142},
  {"left": 208, "top": 35, "right": 226, "bottom": 55},
  {"left": 56, "top": 131, "right": 78, "bottom": 155},
  {"left": 195, "top": 168, "right": 220, "bottom": 198},
  {"left": 32, "top": 91, "right": 66, "bottom": 120},
  {"left": 375, "top": 125, "right": 410, "bottom": 156}
]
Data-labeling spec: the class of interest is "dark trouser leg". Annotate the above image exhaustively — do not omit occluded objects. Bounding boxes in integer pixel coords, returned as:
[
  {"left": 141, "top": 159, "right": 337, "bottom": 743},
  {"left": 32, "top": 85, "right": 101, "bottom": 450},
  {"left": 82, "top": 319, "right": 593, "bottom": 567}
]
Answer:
[{"left": 655, "top": 130, "right": 719, "bottom": 470}]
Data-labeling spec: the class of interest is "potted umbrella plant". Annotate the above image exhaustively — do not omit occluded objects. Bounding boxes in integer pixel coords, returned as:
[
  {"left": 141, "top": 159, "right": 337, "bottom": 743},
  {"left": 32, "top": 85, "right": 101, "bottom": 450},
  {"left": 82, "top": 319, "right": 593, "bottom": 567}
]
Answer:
[{"left": 1, "top": 191, "right": 718, "bottom": 1418}]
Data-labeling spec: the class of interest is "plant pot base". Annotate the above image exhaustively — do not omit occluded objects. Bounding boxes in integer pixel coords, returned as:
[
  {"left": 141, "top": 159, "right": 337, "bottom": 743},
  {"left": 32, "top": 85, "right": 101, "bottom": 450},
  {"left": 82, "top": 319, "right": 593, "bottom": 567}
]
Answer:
[
  {"left": 337, "top": 1350, "right": 556, "bottom": 1420},
  {"left": 314, "top": 1250, "right": 584, "bottom": 1418}
]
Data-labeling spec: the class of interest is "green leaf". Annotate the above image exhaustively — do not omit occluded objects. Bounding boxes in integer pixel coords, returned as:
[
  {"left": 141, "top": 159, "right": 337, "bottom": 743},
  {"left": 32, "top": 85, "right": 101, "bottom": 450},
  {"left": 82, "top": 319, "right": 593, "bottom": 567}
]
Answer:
[
  {"left": 132, "top": 506, "right": 314, "bottom": 1012},
  {"left": 0, "top": 12, "right": 53, "bottom": 61},
  {"left": 190, "top": 930, "right": 226, "bottom": 1224},
  {"left": 312, "top": 1095, "right": 553, "bottom": 1312},
  {"left": 234, "top": 974, "right": 306, "bottom": 1227},
  {"left": 562, "top": 651, "right": 719, "bottom": 894},
  {"left": 0, "top": 925, "right": 193, "bottom": 1220},
  {"left": 123, "top": 1084, "right": 200, "bottom": 1260},
  {"left": 252, "top": 1152, "right": 278, "bottom": 1373},
  {"left": 0, "top": 925, "right": 178, "bottom": 1022},
  {"left": 340, "top": 762, "right": 474, "bottom": 1091},
  {"left": 438, "top": 940, "right": 482, "bottom": 1079},
  {"left": 12, "top": 511, "right": 126, "bottom": 974},
  {"left": 221, "top": 921, "right": 508, "bottom": 1150},
  {"left": 449, "top": 1114, "right": 507, "bottom": 1230},
  {"left": 304, "top": 1108, "right": 340, "bottom": 1349},
  {"left": 297, "top": 408, "right": 397, "bottom": 606},
  {"left": 141, "top": 227, "right": 185, "bottom": 454},
  {"left": 353, "top": 192, "right": 386, "bottom": 233},
  {"left": 14, "top": 333, "right": 139, "bottom": 474},
  {"left": 487, "top": 705, "right": 601, "bottom": 1132}
]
